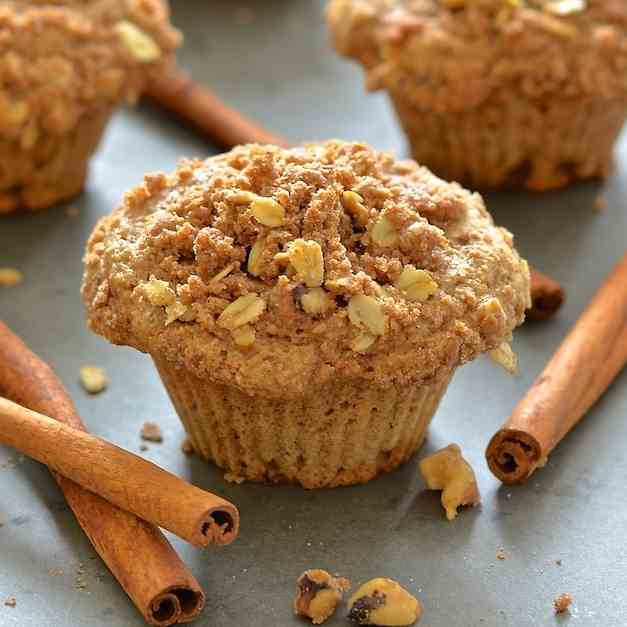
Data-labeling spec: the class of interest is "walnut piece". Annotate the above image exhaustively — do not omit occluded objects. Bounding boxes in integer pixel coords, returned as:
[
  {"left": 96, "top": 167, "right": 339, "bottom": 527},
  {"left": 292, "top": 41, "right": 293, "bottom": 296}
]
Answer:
[
  {"left": 0, "top": 268, "right": 23, "bottom": 288},
  {"left": 348, "top": 295, "right": 388, "bottom": 336},
  {"left": 341, "top": 191, "right": 369, "bottom": 226},
  {"left": 348, "top": 578, "right": 421, "bottom": 626},
  {"left": 294, "top": 569, "right": 350, "bottom": 625},
  {"left": 140, "top": 421, "right": 163, "bottom": 443},
  {"left": 79, "top": 366, "right": 108, "bottom": 395},
  {"left": 419, "top": 444, "right": 480, "bottom": 521},
  {"left": 488, "top": 342, "right": 518, "bottom": 374},
  {"left": 554, "top": 593, "right": 572, "bottom": 614}
]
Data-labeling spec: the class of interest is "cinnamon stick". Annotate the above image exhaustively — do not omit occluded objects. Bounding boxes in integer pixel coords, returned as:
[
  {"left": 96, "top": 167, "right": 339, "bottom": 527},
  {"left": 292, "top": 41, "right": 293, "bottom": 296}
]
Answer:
[
  {"left": 145, "top": 66, "right": 288, "bottom": 148},
  {"left": 0, "top": 395, "right": 238, "bottom": 547},
  {"left": 486, "top": 253, "right": 627, "bottom": 484},
  {"left": 528, "top": 267, "right": 565, "bottom": 321},
  {"left": 0, "top": 322, "right": 204, "bottom": 626}
]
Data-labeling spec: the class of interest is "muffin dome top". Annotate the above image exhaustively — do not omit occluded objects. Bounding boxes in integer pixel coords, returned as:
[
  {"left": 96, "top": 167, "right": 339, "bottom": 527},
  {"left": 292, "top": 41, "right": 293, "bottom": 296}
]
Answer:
[
  {"left": 0, "top": 0, "right": 180, "bottom": 141},
  {"left": 328, "top": 0, "right": 627, "bottom": 112},
  {"left": 83, "top": 141, "right": 529, "bottom": 397}
]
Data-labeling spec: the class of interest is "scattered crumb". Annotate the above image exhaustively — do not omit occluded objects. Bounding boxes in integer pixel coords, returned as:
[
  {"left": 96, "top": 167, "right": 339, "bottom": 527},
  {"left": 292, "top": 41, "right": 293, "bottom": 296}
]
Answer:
[
  {"left": 554, "top": 593, "right": 572, "bottom": 614},
  {"left": 0, "top": 268, "right": 23, "bottom": 288},
  {"left": 594, "top": 193, "right": 606, "bottom": 212},
  {"left": 65, "top": 206, "right": 81, "bottom": 218},
  {"left": 181, "top": 437, "right": 194, "bottom": 455},
  {"left": 48, "top": 568, "right": 64, "bottom": 577},
  {"left": 75, "top": 562, "right": 88, "bottom": 591},
  {"left": 140, "top": 421, "right": 163, "bottom": 443},
  {"left": 79, "top": 366, "right": 108, "bottom": 394},
  {"left": 496, "top": 548, "right": 506, "bottom": 561},
  {"left": 419, "top": 443, "right": 481, "bottom": 520},
  {"left": 3, "top": 597, "right": 16, "bottom": 607},
  {"left": 555, "top": 559, "right": 562, "bottom": 566},
  {"left": 139, "top": 444, "right": 149, "bottom": 452},
  {"left": 224, "top": 472, "right": 246, "bottom": 484}
]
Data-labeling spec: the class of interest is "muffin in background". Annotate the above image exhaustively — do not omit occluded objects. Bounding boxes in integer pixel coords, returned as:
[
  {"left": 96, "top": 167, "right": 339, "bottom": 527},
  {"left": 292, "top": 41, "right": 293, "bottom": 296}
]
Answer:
[
  {"left": 0, "top": 0, "right": 180, "bottom": 214},
  {"left": 328, "top": 0, "right": 627, "bottom": 190},
  {"left": 82, "top": 140, "right": 529, "bottom": 488}
]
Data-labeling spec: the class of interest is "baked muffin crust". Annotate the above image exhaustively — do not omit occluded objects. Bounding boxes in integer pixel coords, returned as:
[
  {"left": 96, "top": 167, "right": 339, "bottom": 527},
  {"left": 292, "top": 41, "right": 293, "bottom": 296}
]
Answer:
[
  {"left": 328, "top": 0, "right": 627, "bottom": 113},
  {"left": 82, "top": 141, "right": 529, "bottom": 398}
]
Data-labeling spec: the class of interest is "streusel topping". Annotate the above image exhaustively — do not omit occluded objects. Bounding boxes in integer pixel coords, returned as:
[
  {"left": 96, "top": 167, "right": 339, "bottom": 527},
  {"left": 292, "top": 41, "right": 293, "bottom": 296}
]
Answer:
[
  {"left": 82, "top": 141, "right": 529, "bottom": 397},
  {"left": 328, "top": 0, "right": 627, "bottom": 112},
  {"left": 0, "top": 0, "right": 180, "bottom": 140}
]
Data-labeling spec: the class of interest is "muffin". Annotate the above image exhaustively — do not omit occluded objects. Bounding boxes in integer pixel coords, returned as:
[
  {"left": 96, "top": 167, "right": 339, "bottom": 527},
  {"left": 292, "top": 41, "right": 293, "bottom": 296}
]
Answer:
[
  {"left": 328, "top": 0, "right": 627, "bottom": 190},
  {"left": 0, "top": 0, "right": 180, "bottom": 214},
  {"left": 82, "top": 141, "right": 529, "bottom": 488}
]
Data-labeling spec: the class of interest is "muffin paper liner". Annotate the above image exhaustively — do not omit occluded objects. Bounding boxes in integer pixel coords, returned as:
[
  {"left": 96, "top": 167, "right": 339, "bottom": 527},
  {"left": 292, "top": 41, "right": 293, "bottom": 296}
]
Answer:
[{"left": 154, "top": 356, "right": 453, "bottom": 489}]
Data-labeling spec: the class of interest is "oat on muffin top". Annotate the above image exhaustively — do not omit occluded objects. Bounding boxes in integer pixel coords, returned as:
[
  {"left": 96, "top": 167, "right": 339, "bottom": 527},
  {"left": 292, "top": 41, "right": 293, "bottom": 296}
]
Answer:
[
  {"left": 0, "top": 0, "right": 180, "bottom": 141},
  {"left": 82, "top": 141, "right": 530, "bottom": 397},
  {"left": 328, "top": 0, "right": 627, "bottom": 112}
]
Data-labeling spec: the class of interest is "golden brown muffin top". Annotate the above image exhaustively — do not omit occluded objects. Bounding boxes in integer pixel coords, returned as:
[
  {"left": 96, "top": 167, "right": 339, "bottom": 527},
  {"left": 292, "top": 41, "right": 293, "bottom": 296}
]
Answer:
[
  {"left": 328, "top": 0, "right": 627, "bottom": 112},
  {"left": 0, "top": 0, "right": 180, "bottom": 141},
  {"left": 82, "top": 141, "right": 529, "bottom": 398}
]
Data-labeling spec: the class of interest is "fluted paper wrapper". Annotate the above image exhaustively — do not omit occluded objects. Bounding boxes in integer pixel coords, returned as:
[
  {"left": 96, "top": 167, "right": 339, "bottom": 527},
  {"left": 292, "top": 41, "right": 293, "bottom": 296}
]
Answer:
[
  {"left": 154, "top": 357, "right": 453, "bottom": 489},
  {"left": 390, "top": 90, "right": 627, "bottom": 190}
]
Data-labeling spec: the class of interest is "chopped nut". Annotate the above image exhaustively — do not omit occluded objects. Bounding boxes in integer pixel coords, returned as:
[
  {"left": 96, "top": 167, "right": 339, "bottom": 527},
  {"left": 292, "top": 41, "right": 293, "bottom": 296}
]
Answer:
[
  {"left": 79, "top": 366, "right": 108, "bottom": 395},
  {"left": 247, "top": 237, "right": 266, "bottom": 277},
  {"left": 300, "top": 287, "right": 333, "bottom": 315},
  {"left": 209, "top": 264, "right": 234, "bottom": 284},
  {"left": 0, "top": 268, "right": 23, "bottom": 287},
  {"left": 348, "top": 578, "right": 421, "bottom": 626},
  {"left": 419, "top": 444, "right": 480, "bottom": 521},
  {"left": 544, "top": 0, "right": 585, "bottom": 16},
  {"left": 341, "top": 191, "right": 369, "bottom": 226},
  {"left": 554, "top": 593, "right": 572, "bottom": 613},
  {"left": 294, "top": 569, "right": 350, "bottom": 625},
  {"left": 488, "top": 342, "right": 518, "bottom": 374},
  {"left": 3, "top": 597, "right": 16, "bottom": 608},
  {"left": 496, "top": 548, "right": 506, "bottom": 561},
  {"left": 348, "top": 295, "right": 388, "bottom": 336},
  {"left": 230, "top": 190, "right": 258, "bottom": 204},
  {"left": 351, "top": 333, "right": 376, "bottom": 353},
  {"left": 217, "top": 294, "right": 266, "bottom": 330},
  {"left": 371, "top": 216, "right": 399, "bottom": 247},
  {"left": 288, "top": 239, "right": 324, "bottom": 287},
  {"left": 140, "top": 421, "right": 163, "bottom": 443},
  {"left": 142, "top": 277, "right": 176, "bottom": 306},
  {"left": 115, "top": 21, "right": 162, "bottom": 62},
  {"left": 165, "top": 301, "right": 188, "bottom": 325},
  {"left": 250, "top": 197, "right": 285, "bottom": 227},
  {"left": 477, "top": 296, "right": 505, "bottom": 337},
  {"left": 395, "top": 268, "right": 438, "bottom": 302},
  {"left": 232, "top": 324, "right": 256, "bottom": 347}
]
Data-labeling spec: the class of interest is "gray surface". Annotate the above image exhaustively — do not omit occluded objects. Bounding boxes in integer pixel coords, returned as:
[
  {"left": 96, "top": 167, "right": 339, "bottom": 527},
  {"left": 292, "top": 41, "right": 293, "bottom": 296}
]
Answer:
[{"left": 1, "top": 1, "right": 627, "bottom": 625}]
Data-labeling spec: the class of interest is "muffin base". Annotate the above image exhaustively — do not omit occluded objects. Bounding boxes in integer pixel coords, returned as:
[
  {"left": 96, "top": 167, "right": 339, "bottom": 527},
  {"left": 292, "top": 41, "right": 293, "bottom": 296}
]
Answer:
[
  {"left": 0, "top": 107, "right": 112, "bottom": 215},
  {"left": 390, "top": 92, "right": 627, "bottom": 190},
  {"left": 154, "top": 357, "right": 453, "bottom": 489}
]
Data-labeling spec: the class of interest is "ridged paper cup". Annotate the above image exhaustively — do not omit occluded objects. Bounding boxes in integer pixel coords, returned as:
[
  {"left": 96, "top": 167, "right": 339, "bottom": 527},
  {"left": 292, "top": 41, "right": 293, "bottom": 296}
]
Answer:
[
  {"left": 0, "top": 107, "right": 112, "bottom": 214},
  {"left": 154, "top": 356, "right": 453, "bottom": 489},
  {"left": 389, "top": 90, "right": 627, "bottom": 190}
]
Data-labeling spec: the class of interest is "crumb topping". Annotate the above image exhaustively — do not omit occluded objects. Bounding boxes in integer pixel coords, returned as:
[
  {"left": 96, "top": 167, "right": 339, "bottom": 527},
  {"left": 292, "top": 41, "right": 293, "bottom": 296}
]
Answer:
[
  {"left": 328, "top": 0, "right": 627, "bottom": 112},
  {"left": 82, "top": 141, "right": 529, "bottom": 397},
  {"left": 0, "top": 0, "right": 181, "bottom": 140}
]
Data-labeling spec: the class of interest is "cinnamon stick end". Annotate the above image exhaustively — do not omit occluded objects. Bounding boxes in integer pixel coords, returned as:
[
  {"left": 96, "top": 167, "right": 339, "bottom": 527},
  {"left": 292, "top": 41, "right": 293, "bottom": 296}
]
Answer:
[
  {"left": 148, "top": 586, "right": 205, "bottom": 627},
  {"left": 485, "top": 429, "right": 543, "bottom": 485},
  {"left": 196, "top": 506, "right": 240, "bottom": 547}
]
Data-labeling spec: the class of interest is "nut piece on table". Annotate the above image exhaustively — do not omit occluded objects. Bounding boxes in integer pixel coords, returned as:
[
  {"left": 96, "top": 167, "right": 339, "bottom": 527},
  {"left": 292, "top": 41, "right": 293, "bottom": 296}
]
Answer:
[
  {"left": 140, "top": 421, "right": 163, "bottom": 443},
  {"left": 419, "top": 444, "right": 480, "bottom": 521},
  {"left": 348, "top": 578, "right": 421, "bottom": 626},
  {"left": 79, "top": 366, "right": 108, "bottom": 395},
  {"left": 554, "top": 593, "right": 573, "bottom": 614},
  {"left": 294, "top": 569, "right": 350, "bottom": 625},
  {"left": 488, "top": 342, "right": 518, "bottom": 375}
]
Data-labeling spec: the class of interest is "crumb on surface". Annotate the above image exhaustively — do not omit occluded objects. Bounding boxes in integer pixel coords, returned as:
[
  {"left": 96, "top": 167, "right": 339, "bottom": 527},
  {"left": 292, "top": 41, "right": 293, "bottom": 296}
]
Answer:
[
  {"left": 3, "top": 597, "right": 16, "bottom": 607},
  {"left": 79, "top": 366, "right": 108, "bottom": 394},
  {"left": 496, "top": 548, "right": 506, "bottom": 561},
  {"left": 294, "top": 569, "right": 350, "bottom": 624},
  {"left": 554, "top": 593, "right": 572, "bottom": 613},
  {"left": 140, "top": 421, "right": 163, "bottom": 443},
  {"left": 0, "top": 268, "right": 23, "bottom": 288},
  {"left": 139, "top": 443, "right": 149, "bottom": 452},
  {"left": 181, "top": 437, "right": 194, "bottom": 455},
  {"left": 555, "top": 559, "right": 562, "bottom": 566},
  {"left": 594, "top": 193, "right": 606, "bottom": 212}
]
